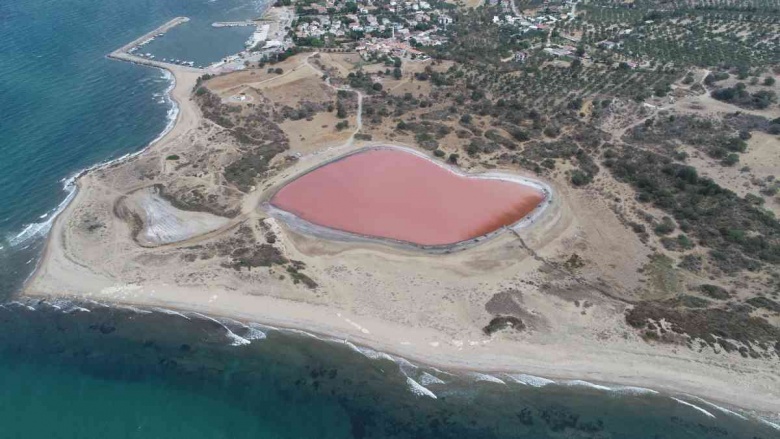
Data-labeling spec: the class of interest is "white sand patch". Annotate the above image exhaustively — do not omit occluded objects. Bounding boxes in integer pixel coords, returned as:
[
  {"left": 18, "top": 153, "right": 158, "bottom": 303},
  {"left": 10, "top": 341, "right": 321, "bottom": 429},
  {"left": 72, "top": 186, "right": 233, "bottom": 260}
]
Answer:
[{"left": 122, "top": 186, "right": 230, "bottom": 246}]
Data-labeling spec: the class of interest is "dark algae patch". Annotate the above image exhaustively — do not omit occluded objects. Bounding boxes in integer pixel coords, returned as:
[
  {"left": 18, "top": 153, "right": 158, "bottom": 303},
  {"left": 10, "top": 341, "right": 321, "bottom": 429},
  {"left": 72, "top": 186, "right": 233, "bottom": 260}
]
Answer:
[{"left": 1, "top": 300, "right": 778, "bottom": 438}]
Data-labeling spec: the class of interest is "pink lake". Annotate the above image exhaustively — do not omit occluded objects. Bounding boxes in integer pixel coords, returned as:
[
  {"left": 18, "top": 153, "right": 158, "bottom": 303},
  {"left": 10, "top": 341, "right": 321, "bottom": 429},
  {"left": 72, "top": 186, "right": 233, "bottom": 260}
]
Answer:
[{"left": 270, "top": 148, "right": 546, "bottom": 246}]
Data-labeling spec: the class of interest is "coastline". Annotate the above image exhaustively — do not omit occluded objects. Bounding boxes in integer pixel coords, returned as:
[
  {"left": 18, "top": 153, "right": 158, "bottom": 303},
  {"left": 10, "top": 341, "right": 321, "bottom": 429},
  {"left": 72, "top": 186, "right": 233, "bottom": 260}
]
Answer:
[
  {"left": 7, "top": 17, "right": 197, "bottom": 254},
  {"left": 20, "top": 57, "right": 199, "bottom": 290},
  {"left": 17, "top": 291, "right": 780, "bottom": 422},
  {"left": 18, "top": 16, "right": 780, "bottom": 425}
]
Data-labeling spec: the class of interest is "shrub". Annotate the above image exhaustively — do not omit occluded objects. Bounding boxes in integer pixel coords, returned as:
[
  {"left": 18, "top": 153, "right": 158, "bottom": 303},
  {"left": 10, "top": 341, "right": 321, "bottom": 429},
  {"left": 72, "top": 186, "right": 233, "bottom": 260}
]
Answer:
[
  {"left": 699, "top": 284, "right": 730, "bottom": 300},
  {"left": 543, "top": 125, "right": 561, "bottom": 138},
  {"left": 654, "top": 217, "right": 675, "bottom": 235},
  {"left": 570, "top": 170, "right": 591, "bottom": 187},
  {"left": 722, "top": 153, "right": 739, "bottom": 166}
]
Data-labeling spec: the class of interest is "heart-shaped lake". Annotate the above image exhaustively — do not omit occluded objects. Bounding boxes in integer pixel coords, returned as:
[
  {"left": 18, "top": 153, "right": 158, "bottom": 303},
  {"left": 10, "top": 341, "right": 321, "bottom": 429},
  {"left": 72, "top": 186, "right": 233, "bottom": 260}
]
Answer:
[{"left": 270, "top": 148, "right": 547, "bottom": 246}]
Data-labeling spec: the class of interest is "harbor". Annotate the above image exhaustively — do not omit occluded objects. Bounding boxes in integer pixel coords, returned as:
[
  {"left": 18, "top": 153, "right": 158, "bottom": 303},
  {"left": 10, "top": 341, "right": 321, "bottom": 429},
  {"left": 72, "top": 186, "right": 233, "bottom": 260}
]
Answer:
[{"left": 108, "top": 17, "right": 204, "bottom": 72}]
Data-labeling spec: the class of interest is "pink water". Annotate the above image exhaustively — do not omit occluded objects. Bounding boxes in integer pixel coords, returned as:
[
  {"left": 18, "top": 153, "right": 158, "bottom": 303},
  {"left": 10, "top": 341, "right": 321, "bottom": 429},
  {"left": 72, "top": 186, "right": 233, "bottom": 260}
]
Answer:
[{"left": 271, "top": 149, "right": 545, "bottom": 246}]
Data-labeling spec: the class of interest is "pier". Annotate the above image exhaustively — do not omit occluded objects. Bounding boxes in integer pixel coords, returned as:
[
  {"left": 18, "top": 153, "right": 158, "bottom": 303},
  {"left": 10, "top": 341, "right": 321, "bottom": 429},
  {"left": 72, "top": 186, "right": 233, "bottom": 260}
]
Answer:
[
  {"left": 212, "top": 21, "right": 256, "bottom": 27},
  {"left": 108, "top": 17, "right": 204, "bottom": 73}
]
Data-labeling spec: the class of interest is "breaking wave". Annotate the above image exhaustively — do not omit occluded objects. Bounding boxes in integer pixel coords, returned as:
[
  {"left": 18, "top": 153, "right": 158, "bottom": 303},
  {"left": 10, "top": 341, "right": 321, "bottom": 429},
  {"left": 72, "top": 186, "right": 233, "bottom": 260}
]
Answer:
[
  {"left": 671, "top": 397, "right": 716, "bottom": 419},
  {"left": 5, "top": 69, "right": 177, "bottom": 251}
]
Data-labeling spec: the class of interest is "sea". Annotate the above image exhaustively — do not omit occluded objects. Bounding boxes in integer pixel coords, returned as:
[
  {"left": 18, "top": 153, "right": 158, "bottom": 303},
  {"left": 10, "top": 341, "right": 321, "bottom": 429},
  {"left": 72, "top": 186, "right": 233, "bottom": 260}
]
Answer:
[{"left": 0, "top": 0, "right": 778, "bottom": 437}]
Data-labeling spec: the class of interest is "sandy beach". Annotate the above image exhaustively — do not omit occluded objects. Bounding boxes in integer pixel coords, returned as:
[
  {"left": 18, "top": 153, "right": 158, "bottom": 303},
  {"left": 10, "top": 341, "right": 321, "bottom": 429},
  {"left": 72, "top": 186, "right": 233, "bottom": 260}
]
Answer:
[{"left": 21, "top": 25, "right": 780, "bottom": 420}]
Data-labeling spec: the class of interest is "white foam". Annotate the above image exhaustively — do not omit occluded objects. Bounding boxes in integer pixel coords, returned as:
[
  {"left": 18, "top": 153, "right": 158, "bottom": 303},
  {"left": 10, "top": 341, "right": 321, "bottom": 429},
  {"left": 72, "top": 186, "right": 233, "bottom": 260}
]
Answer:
[
  {"left": 189, "top": 312, "right": 251, "bottom": 347},
  {"left": 285, "top": 328, "right": 322, "bottom": 339},
  {"left": 64, "top": 306, "right": 90, "bottom": 313},
  {"left": 393, "top": 356, "right": 418, "bottom": 371},
  {"left": 225, "top": 331, "right": 251, "bottom": 346},
  {"left": 689, "top": 396, "right": 747, "bottom": 420},
  {"left": 759, "top": 417, "right": 780, "bottom": 431},
  {"left": 340, "top": 339, "right": 361, "bottom": 353},
  {"left": 406, "top": 377, "right": 437, "bottom": 399},
  {"left": 470, "top": 373, "right": 506, "bottom": 385},
  {"left": 419, "top": 372, "right": 446, "bottom": 386},
  {"left": 355, "top": 345, "right": 396, "bottom": 362},
  {"left": 563, "top": 380, "right": 613, "bottom": 392},
  {"left": 505, "top": 373, "right": 555, "bottom": 387},
  {"left": 8, "top": 301, "right": 36, "bottom": 311},
  {"left": 7, "top": 178, "right": 77, "bottom": 247},
  {"left": 671, "top": 397, "right": 716, "bottom": 418},
  {"left": 151, "top": 69, "right": 179, "bottom": 146},
  {"left": 152, "top": 307, "right": 190, "bottom": 319},
  {"left": 6, "top": 67, "right": 178, "bottom": 251},
  {"left": 609, "top": 386, "right": 658, "bottom": 396},
  {"left": 245, "top": 324, "right": 267, "bottom": 341},
  {"left": 115, "top": 305, "right": 152, "bottom": 315}
]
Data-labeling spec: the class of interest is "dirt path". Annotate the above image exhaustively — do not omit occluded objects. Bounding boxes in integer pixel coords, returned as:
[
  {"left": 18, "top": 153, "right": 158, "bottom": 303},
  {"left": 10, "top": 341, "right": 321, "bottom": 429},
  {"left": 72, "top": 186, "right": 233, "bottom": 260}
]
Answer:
[
  {"left": 150, "top": 52, "right": 369, "bottom": 251},
  {"left": 304, "top": 52, "right": 364, "bottom": 145}
]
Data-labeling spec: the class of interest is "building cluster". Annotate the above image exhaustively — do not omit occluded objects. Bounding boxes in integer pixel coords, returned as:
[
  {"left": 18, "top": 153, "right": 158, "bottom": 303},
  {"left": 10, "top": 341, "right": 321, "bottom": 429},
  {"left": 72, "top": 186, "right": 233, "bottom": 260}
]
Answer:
[
  {"left": 293, "top": 0, "right": 449, "bottom": 58},
  {"left": 490, "top": 0, "right": 577, "bottom": 34}
]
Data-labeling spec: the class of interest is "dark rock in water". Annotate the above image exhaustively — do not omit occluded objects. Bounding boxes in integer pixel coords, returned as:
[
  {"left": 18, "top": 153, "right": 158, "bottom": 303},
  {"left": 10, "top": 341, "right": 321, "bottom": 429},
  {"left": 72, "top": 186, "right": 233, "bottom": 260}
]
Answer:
[
  {"left": 516, "top": 408, "right": 534, "bottom": 426},
  {"left": 483, "top": 316, "right": 525, "bottom": 335},
  {"left": 540, "top": 404, "right": 579, "bottom": 432},
  {"left": 88, "top": 322, "right": 116, "bottom": 334},
  {"left": 99, "top": 323, "right": 116, "bottom": 334},
  {"left": 1, "top": 299, "right": 778, "bottom": 438}
]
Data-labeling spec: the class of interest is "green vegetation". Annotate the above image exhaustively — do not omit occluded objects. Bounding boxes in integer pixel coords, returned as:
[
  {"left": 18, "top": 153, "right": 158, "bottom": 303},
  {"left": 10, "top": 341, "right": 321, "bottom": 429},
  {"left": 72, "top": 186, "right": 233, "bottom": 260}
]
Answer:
[
  {"left": 627, "top": 300, "right": 780, "bottom": 358},
  {"left": 607, "top": 146, "right": 780, "bottom": 273},
  {"left": 195, "top": 89, "right": 289, "bottom": 192}
]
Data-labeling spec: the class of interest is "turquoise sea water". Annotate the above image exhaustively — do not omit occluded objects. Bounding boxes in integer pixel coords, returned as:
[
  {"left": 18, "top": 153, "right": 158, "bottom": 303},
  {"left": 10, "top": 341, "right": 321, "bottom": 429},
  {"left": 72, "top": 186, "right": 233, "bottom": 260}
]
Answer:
[
  {"left": 0, "top": 0, "right": 779, "bottom": 437},
  {"left": 1, "top": 300, "right": 779, "bottom": 438}
]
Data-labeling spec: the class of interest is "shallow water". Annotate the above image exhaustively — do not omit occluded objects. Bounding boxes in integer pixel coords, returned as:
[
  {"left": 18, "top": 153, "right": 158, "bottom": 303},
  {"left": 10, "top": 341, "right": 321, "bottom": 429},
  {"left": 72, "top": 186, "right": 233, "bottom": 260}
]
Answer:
[
  {"left": 272, "top": 148, "right": 546, "bottom": 246},
  {"left": 0, "top": 299, "right": 777, "bottom": 439}
]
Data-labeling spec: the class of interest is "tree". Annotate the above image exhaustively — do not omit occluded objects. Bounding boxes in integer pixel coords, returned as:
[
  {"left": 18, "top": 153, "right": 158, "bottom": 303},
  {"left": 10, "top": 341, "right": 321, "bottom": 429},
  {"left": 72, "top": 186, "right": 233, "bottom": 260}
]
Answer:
[
  {"left": 764, "top": 77, "right": 776, "bottom": 87},
  {"left": 392, "top": 67, "right": 402, "bottom": 80},
  {"left": 722, "top": 153, "right": 739, "bottom": 167}
]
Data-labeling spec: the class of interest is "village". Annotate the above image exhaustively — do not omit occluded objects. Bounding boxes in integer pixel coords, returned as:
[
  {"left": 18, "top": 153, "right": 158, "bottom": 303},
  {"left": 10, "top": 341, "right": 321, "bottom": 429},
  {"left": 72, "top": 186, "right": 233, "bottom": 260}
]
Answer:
[
  {"left": 188, "top": 0, "right": 659, "bottom": 75},
  {"left": 289, "top": 0, "right": 583, "bottom": 61}
]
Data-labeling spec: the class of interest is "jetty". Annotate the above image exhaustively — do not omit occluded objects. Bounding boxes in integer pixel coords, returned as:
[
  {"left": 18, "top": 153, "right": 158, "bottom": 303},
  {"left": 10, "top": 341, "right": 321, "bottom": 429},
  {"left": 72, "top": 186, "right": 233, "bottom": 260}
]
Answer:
[
  {"left": 108, "top": 17, "right": 204, "bottom": 73},
  {"left": 212, "top": 21, "right": 256, "bottom": 27}
]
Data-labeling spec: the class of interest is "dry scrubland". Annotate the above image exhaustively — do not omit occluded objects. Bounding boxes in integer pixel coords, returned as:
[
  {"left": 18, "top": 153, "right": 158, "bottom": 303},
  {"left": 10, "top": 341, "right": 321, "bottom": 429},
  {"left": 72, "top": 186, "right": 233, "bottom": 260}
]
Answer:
[{"left": 25, "top": 0, "right": 780, "bottom": 414}]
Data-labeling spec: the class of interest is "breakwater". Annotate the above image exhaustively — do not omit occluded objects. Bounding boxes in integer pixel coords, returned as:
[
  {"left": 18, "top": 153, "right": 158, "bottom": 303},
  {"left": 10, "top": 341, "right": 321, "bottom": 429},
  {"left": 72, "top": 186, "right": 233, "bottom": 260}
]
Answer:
[{"left": 108, "top": 17, "right": 204, "bottom": 72}]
